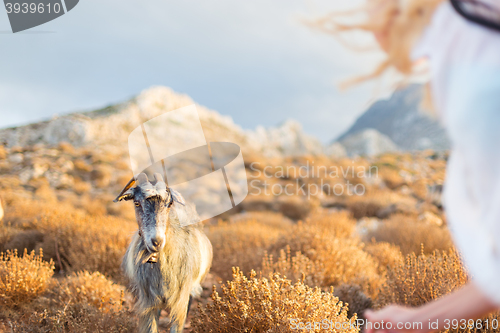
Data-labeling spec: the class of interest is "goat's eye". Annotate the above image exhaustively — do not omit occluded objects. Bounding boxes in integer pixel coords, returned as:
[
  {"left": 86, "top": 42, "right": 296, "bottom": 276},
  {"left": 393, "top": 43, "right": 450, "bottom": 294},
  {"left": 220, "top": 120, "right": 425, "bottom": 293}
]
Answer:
[{"left": 134, "top": 202, "right": 140, "bottom": 207}]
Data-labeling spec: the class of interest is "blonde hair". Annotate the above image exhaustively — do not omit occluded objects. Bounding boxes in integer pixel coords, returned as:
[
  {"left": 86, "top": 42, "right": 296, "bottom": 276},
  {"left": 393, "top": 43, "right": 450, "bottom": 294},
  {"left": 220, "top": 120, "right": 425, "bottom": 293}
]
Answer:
[{"left": 312, "top": 0, "right": 445, "bottom": 85}]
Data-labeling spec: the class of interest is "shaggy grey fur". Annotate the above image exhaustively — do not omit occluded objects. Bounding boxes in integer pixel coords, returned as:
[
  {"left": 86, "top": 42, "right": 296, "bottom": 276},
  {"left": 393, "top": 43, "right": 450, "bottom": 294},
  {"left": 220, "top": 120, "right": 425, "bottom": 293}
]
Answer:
[{"left": 116, "top": 173, "right": 212, "bottom": 333}]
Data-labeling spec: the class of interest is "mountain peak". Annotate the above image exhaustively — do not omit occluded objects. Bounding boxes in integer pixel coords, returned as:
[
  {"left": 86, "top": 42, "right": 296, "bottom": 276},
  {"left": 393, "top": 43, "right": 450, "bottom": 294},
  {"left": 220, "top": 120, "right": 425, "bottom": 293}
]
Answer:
[{"left": 335, "top": 84, "right": 450, "bottom": 153}]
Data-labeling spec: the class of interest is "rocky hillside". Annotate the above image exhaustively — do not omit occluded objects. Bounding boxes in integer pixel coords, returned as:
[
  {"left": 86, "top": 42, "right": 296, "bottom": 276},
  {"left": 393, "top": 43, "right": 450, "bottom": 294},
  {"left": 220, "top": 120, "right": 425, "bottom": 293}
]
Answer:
[
  {"left": 0, "top": 86, "right": 322, "bottom": 158},
  {"left": 335, "top": 84, "right": 450, "bottom": 154},
  {"left": 0, "top": 85, "right": 452, "bottom": 159},
  {"left": 339, "top": 129, "right": 399, "bottom": 157}
]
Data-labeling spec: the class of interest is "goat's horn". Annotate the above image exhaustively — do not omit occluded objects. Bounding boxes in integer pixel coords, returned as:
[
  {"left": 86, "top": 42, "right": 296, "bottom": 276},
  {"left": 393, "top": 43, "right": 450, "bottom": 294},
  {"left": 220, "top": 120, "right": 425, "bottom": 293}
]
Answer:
[
  {"left": 113, "top": 177, "right": 136, "bottom": 202},
  {"left": 154, "top": 173, "right": 164, "bottom": 184},
  {"left": 137, "top": 173, "right": 149, "bottom": 185}
]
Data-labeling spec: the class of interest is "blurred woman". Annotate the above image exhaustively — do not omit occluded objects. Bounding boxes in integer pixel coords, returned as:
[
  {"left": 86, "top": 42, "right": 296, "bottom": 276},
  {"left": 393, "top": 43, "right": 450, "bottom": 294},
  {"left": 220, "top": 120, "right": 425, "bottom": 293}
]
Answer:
[{"left": 320, "top": 1, "right": 500, "bottom": 332}]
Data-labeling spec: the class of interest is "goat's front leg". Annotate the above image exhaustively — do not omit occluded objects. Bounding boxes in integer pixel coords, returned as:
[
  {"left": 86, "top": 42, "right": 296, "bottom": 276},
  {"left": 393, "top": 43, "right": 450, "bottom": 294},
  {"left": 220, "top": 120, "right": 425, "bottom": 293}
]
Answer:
[
  {"left": 169, "top": 296, "right": 192, "bottom": 333},
  {"left": 139, "top": 309, "right": 160, "bottom": 333}
]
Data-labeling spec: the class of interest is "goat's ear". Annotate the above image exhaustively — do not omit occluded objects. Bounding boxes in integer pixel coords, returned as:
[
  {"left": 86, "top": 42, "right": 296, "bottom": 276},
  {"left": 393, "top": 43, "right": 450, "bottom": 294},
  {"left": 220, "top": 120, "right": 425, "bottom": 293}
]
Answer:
[
  {"left": 170, "top": 188, "right": 185, "bottom": 206},
  {"left": 116, "top": 189, "right": 134, "bottom": 202},
  {"left": 114, "top": 177, "right": 136, "bottom": 202}
]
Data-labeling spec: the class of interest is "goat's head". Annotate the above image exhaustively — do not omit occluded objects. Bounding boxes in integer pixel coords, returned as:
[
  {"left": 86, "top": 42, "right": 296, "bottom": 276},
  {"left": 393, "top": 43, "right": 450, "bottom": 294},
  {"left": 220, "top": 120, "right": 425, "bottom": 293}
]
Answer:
[{"left": 114, "top": 172, "right": 185, "bottom": 253}]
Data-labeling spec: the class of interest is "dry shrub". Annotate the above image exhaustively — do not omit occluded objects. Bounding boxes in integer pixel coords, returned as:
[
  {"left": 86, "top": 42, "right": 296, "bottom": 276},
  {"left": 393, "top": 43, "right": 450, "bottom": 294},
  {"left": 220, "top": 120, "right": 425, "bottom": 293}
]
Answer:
[
  {"left": 208, "top": 216, "right": 289, "bottom": 282},
  {"left": 268, "top": 211, "right": 381, "bottom": 297},
  {"left": 275, "top": 196, "right": 314, "bottom": 221},
  {"left": 91, "top": 164, "right": 113, "bottom": 188},
  {"left": 33, "top": 183, "right": 58, "bottom": 203},
  {"left": 333, "top": 284, "right": 372, "bottom": 321},
  {"left": 10, "top": 303, "right": 137, "bottom": 333},
  {"left": 261, "top": 246, "right": 324, "bottom": 287},
  {"left": 3, "top": 198, "right": 135, "bottom": 279},
  {"left": 239, "top": 197, "right": 314, "bottom": 221},
  {"left": 228, "top": 211, "right": 294, "bottom": 230},
  {"left": 410, "top": 178, "right": 429, "bottom": 200},
  {"left": 51, "top": 271, "right": 125, "bottom": 312},
  {"left": 365, "top": 214, "right": 454, "bottom": 255},
  {"left": 73, "top": 159, "right": 92, "bottom": 173},
  {"left": 192, "top": 268, "right": 359, "bottom": 333},
  {"left": 363, "top": 242, "right": 404, "bottom": 275},
  {"left": 316, "top": 239, "right": 381, "bottom": 298},
  {"left": 378, "top": 167, "right": 405, "bottom": 190},
  {"left": 269, "top": 210, "right": 356, "bottom": 256},
  {"left": 0, "top": 221, "right": 24, "bottom": 253},
  {"left": 348, "top": 200, "right": 385, "bottom": 220},
  {"left": 58, "top": 142, "right": 75, "bottom": 154},
  {"left": 345, "top": 190, "right": 418, "bottom": 220},
  {"left": 4, "top": 229, "right": 44, "bottom": 253},
  {"left": 375, "top": 254, "right": 500, "bottom": 333},
  {"left": 0, "top": 176, "right": 23, "bottom": 191},
  {"left": 73, "top": 177, "right": 92, "bottom": 195},
  {"left": 0, "top": 145, "right": 6, "bottom": 159},
  {"left": 74, "top": 194, "right": 108, "bottom": 216},
  {"left": 0, "top": 249, "right": 54, "bottom": 307},
  {"left": 377, "top": 249, "right": 467, "bottom": 308}
]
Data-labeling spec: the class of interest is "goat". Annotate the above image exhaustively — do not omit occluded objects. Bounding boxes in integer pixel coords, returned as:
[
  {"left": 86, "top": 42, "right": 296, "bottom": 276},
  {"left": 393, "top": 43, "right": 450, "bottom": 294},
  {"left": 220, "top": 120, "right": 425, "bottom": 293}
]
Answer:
[{"left": 114, "top": 172, "right": 212, "bottom": 333}]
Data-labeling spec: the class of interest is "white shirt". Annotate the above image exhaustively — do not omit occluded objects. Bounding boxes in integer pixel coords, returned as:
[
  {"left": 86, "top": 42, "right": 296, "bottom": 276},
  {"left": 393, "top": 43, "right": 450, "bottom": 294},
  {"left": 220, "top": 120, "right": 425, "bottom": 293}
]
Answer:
[{"left": 412, "top": 1, "right": 500, "bottom": 305}]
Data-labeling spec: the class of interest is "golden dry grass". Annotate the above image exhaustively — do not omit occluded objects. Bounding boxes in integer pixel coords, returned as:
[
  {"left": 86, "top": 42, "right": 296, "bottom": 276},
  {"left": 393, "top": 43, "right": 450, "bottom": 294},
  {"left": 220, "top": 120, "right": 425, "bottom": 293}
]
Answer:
[
  {"left": 207, "top": 213, "right": 291, "bottom": 282},
  {"left": 192, "top": 268, "right": 360, "bottom": 333},
  {"left": 365, "top": 214, "right": 454, "bottom": 255},
  {"left": 2, "top": 197, "right": 136, "bottom": 280},
  {"left": 267, "top": 211, "right": 382, "bottom": 298},
  {"left": 10, "top": 303, "right": 137, "bottom": 333},
  {"left": 0, "top": 146, "right": 470, "bottom": 331},
  {"left": 363, "top": 241, "right": 404, "bottom": 275},
  {"left": 0, "top": 249, "right": 54, "bottom": 307},
  {"left": 377, "top": 249, "right": 468, "bottom": 308},
  {"left": 50, "top": 271, "right": 125, "bottom": 313},
  {"left": 261, "top": 246, "right": 325, "bottom": 287}
]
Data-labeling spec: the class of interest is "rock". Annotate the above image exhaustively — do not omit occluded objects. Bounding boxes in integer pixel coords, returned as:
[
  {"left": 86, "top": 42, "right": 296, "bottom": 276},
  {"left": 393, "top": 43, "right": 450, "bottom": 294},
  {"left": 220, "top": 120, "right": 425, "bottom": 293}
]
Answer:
[
  {"left": 426, "top": 183, "right": 443, "bottom": 208},
  {"left": 32, "top": 163, "right": 49, "bottom": 179},
  {"left": 419, "top": 211, "right": 443, "bottom": 227},
  {"left": 325, "top": 142, "right": 347, "bottom": 158},
  {"left": 376, "top": 201, "right": 418, "bottom": 219},
  {"left": 247, "top": 120, "right": 324, "bottom": 157},
  {"left": 45, "top": 171, "right": 74, "bottom": 189},
  {"left": 8, "top": 153, "right": 23, "bottom": 164},
  {"left": 356, "top": 217, "right": 381, "bottom": 237},
  {"left": 339, "top": 129, "right": 399, "bottom": 157}
]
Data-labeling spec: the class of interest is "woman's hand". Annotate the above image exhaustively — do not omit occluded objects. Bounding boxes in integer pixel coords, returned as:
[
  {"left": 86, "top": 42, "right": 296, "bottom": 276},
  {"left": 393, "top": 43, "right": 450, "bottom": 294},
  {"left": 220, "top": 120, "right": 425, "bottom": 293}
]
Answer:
[
  {"left": 363, "top": 283, "right": 498, "bottom": 333},
  {"left": 364, "top": 306, "right": 425, "bottom": 333}
]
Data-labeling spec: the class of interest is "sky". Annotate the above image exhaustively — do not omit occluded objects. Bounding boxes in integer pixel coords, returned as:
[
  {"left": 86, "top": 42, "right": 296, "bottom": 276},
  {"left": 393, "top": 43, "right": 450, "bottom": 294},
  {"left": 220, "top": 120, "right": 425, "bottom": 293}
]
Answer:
[{"left": 0, "top": 0, "right": 389, "bottom": 143}]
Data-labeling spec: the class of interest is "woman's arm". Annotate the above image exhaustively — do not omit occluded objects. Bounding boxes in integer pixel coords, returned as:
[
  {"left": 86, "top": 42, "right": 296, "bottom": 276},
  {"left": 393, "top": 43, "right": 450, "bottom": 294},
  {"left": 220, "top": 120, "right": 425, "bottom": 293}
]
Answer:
[{"left": 364, "top": 282, "right": 498, "bottom": 333}]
